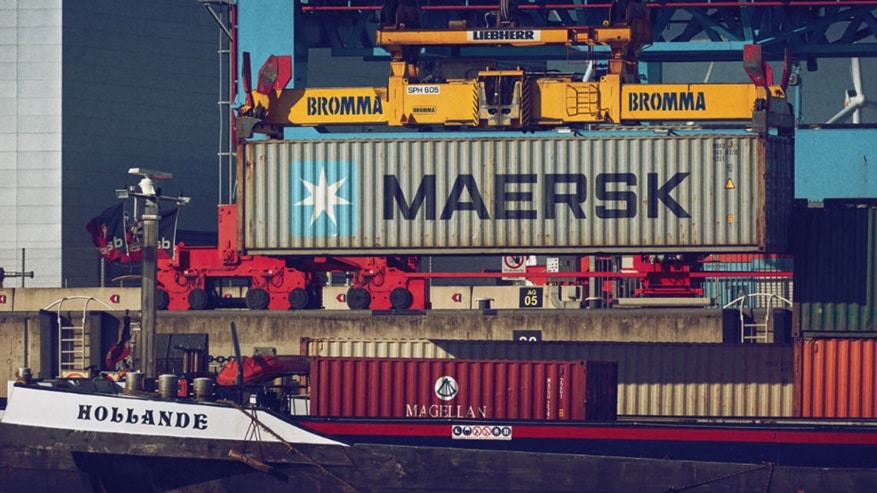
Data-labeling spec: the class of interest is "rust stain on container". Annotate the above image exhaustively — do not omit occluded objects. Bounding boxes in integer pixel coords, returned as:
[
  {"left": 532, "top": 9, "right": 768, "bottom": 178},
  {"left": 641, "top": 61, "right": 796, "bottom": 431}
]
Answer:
[
  {"left": 796, "top": 338, "right": 877, "bottom": 418},
  {"left": 309, "top": 357, "right": 617, "bottom": 421}
]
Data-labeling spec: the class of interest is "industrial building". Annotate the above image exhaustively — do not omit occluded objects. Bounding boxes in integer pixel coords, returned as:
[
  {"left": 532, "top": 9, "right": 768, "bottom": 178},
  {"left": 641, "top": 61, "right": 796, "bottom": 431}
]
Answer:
[{"left": 0, "top": 1, "right": 222, "bottom": 287}]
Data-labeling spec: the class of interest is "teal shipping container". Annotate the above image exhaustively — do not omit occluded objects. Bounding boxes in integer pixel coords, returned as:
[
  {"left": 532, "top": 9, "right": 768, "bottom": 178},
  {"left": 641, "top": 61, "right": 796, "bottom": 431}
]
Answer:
[{"left": 794, "top": 201, "right": 877, "bottom": 335}]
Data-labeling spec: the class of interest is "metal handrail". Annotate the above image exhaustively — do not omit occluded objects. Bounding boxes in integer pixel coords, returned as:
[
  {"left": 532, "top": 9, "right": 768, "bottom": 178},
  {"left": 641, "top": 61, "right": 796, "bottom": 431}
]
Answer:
[
  {"left": 45, "top": 296, "right": 116, "bottom": 377},
  {"left": 723, "top": 293, "right": 792, "bottom": 343}
]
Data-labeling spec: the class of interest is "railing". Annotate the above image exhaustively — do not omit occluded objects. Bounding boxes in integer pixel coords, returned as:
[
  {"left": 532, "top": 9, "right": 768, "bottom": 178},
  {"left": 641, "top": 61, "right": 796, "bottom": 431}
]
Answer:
[
  {"left": 300, "top": 0, "right": 877, "bottom": 12},
  {"left": 723, "top": 293, "right": 792, "bottom": 343},
  {"left": 43, "top": 296, "right": 115, "bottom": 378}
]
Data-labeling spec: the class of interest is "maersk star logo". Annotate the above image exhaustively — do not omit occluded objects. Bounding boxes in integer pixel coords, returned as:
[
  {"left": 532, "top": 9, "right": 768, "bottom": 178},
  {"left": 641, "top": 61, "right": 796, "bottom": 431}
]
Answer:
[{"left": 290, "top": 161, "right": 357, "bottom": 237}]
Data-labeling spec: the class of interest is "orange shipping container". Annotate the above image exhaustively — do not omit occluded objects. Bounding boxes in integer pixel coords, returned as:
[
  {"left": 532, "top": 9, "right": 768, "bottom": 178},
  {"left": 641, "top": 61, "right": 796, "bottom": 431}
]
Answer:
[{"left": 796, "top": 339, "right": 877, "bottom": 418}]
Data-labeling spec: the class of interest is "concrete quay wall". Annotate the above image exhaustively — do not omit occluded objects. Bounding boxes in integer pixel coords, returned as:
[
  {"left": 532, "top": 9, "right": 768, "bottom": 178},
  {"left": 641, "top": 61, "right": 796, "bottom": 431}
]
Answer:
[{"left": 0, "top": 308, "right": 722, "bottom": 398}]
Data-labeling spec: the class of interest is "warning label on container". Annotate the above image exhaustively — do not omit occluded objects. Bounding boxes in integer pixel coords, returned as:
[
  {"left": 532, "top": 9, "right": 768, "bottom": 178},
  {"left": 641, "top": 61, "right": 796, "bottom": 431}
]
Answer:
[{"left": 452, "top": 425, "right": 512, "bottom": 440}]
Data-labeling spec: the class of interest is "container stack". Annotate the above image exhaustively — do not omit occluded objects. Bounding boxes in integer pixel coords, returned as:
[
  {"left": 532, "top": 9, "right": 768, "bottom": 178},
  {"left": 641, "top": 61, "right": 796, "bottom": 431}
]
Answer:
[
  {"left": 304, "top": 338, "right": 795, "bottom": 418},
  {"left": 793, "top": 201, "right": 877, "bottom": 418}
]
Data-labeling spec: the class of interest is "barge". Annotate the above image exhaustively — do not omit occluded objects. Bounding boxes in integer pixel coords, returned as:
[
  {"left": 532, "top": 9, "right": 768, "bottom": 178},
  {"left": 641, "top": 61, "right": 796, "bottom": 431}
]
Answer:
[{"left": 3, "top": 357, "right": 877, "bottom": 493}]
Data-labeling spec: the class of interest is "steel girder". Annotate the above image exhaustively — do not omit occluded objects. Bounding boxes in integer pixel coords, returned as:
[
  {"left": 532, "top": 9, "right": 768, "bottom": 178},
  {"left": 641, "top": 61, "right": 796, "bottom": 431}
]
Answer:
[{"left": 299, "top": 1, "right": 877, "bottom": 61}]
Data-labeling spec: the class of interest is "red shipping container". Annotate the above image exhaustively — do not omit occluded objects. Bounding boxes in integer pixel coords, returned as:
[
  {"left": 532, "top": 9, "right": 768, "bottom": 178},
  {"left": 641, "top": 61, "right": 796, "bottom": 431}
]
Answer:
[
  {"left": 309, "top": 357, "right": 617, "bottom": 421},
  {"left": 796, "top": 339, "right": 877, "bottom": 418}
]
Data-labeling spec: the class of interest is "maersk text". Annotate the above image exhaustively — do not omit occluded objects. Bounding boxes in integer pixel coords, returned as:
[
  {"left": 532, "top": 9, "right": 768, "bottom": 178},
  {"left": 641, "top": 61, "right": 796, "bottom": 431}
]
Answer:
[{"left": 384, "top": 172, "right": 691, "bottom": 220}]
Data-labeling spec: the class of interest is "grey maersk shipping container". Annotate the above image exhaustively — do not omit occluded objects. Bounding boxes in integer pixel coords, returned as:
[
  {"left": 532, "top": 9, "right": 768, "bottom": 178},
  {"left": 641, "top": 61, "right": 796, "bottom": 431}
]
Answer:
[{"left": 240, "top": 134, "right": 793, "bottom": 255}]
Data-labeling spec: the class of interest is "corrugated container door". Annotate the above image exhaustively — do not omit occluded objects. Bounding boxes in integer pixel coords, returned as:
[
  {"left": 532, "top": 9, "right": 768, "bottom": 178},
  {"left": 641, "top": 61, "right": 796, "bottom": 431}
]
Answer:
[
  {"left": 586, "top": 361, "right": 619, "bottom": 421},
  {"left": 794, "top": 203, "right": 877, "bottom": 335},
  {"left": 797, "top": 338, "right": 877, "bottom": 418}
]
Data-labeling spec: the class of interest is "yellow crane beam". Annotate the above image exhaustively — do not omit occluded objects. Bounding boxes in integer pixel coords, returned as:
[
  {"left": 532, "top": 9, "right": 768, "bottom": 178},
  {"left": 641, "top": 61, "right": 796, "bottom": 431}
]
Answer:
[
  {"left": 375, "top": 26, "right": 634, "bottom": 50},
  {"left": 236, "top": 21, "right": 793, "bottom": 138},
  {"left": 241, "top": 68, "right": 790, "bottom": 138}
]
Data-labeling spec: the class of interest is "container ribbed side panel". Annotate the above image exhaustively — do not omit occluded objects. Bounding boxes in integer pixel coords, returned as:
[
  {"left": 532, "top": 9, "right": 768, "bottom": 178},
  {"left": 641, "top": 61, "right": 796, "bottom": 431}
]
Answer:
[
  {"left": 798, "top": 339, "right": 877, "bottom": 418},
  {"left": 309, "top": 357, "right": 617, "bottom": 421},
  {"left": 241, "top": 134, "right": 792, "bottom": 254},
  {"left": 795, "top": 205, "right": 877, "bottom": 334},
  {"left": 304, "top": 339, "right": 794, "bottom": 417}
]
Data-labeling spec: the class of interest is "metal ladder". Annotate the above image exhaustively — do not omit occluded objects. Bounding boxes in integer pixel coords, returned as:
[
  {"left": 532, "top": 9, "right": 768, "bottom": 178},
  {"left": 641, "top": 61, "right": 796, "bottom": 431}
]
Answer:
[
  {"left": 44, "top": 296, "right": 114, "bottom": 377},
  {"left": 723, "top": 293, "right": 792, "bottom": 343}
]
